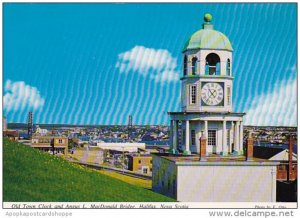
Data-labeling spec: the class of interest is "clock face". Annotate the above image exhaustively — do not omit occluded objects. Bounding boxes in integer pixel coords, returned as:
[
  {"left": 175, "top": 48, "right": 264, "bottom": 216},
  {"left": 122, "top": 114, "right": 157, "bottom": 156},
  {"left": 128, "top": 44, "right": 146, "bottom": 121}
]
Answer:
[{"left": 201, "top": 82, "right": 224, "bottom": 106}]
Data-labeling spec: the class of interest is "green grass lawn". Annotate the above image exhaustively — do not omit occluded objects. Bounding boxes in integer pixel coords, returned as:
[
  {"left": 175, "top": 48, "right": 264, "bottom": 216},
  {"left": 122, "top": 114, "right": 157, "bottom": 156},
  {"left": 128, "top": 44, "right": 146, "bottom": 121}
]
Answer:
[{"left": 3, "top": 138, "right": 174, "bottom": 202}]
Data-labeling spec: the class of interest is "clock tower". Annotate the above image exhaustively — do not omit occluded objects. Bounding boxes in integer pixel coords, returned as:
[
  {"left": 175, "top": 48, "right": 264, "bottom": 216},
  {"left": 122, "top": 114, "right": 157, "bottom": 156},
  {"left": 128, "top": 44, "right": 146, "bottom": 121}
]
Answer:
[
  {"left": 153, "top": 13, "right": 278, "bottom": 203},
  {"left": 169, "top": 13, "right": 245, "bottom": 156},
  {"left": 181, "top": 13, "right": 233, "bottom": 113}
]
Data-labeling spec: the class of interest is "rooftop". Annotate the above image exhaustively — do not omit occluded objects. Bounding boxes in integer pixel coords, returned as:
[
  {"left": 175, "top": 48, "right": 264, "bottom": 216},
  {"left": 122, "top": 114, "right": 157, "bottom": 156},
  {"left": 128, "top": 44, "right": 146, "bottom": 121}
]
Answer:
[
  {"left": 253, "top": 146, "right": 285, "bottom": 159},
  {"left": 254, "top": 146, "right": 297, "bottom": 161},
  {"left": 32, "top": 135, "right": 68, "bottom": 139},
  {"left": 168, "top": 111, "right": 246, "bottom": 116},
  {"left": 153, "top": 153, "right": 280, "bottom": 166}
]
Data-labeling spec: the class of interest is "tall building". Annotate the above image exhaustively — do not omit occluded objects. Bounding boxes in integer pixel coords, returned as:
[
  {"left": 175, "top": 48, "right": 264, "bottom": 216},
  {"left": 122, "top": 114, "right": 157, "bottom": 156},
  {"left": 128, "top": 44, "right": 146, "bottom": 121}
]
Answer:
[{"left": 152, "top": 14, "right": 279, "bottom": 202}]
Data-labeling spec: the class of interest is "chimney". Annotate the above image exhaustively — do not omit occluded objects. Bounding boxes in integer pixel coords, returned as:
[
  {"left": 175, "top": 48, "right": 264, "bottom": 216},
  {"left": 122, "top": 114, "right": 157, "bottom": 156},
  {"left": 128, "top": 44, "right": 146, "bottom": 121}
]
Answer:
[
  {"left": 288, "top": 135, "right": 293, "bottom": 181},
  {"left": 246, "top": 131, "right": 254, "bottom": 161},
  {"left": 199, "top": 132, "right": 207, "bottom": 161}
]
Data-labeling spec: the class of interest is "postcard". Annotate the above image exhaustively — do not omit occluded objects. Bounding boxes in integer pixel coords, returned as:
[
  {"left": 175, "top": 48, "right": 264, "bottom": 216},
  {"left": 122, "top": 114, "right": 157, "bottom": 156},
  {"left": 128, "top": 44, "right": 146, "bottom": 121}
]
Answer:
[{"left": 2, "top": 2, "right": 298, "bottom": 217}]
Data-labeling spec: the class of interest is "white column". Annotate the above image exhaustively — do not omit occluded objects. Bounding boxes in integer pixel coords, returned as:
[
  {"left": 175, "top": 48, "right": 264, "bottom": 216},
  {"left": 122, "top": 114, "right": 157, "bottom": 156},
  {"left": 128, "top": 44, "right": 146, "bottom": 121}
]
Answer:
[
  {"left": 173, "top": 120, "right": 178, "bottom": 150},
  {"left": 234, "top": 121, "right": 240, "bottom": 154},
  {"left": 185, "top": 120, "right": 190, "bottom": 153},
  {"left": 204, "top": 120, "right": 208, "bottom": 138},
  {"left": 239, "top": 121, "right": 244, "bottom": 155},
  {"left": 222, "top": 120, "right": 227, "bottom": 155},
  {"left": 230, "top": 121, "right": 234, "bottom": 153}
]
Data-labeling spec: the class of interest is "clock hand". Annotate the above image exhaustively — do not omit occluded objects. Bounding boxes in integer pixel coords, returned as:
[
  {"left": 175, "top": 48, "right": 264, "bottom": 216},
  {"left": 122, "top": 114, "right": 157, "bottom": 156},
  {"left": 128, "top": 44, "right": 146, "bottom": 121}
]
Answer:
[
  {"left": 208, "top": 89, "right": 217, "bottom": 99},
  {"left": 212, "top": 89, "right": 217, "bottom": 98},
  {"left": 208, "top": 89, "right": 214, "bottom": 98}
]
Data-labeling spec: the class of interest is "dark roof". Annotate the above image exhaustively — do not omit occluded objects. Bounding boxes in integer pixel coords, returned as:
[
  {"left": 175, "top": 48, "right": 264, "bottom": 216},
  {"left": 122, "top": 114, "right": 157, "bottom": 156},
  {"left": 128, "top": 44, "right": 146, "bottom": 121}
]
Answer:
[
  {"left": 253, "top": 146, "right": 285, "bottom": 159},
  {"left": 127, "top": 154, "right": 152, "bottom": 158}
]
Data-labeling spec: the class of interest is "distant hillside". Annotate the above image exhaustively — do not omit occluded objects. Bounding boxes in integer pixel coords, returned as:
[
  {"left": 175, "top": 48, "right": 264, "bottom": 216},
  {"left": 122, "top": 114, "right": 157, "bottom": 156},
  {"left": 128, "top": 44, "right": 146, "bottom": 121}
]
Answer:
[
  {"left": 8, "top": 123, "right": 296, "bottom": 130},
  {"left": 3, "top": 138, "right": 174, "bottom": 202},
  {"left": 244, "top": 126, "right": 297, "bottom": 130},
  {"left": 7, "top": 123, "right": 169, "bottom": 129}
]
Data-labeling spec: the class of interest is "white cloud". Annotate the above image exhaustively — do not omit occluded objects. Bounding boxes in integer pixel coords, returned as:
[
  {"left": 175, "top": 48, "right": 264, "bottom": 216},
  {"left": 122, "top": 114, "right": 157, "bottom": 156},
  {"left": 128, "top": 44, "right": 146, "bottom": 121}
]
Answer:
[
  {"left": 244, "top": 78, "right": 296, "bottom": 126},
  {"left": 115, "top": 45, "right": 180, "bottom": 83},
  {"left": 150, "top": 70, "right": 180, "bottom": 83},
  {"left": 3, "top": 80, "right": 45, "bottom": 112}
]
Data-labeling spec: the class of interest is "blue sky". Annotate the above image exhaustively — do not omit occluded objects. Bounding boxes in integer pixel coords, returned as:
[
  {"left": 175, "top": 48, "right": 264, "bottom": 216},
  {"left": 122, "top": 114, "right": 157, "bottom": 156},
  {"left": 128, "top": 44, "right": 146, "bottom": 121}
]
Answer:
[{"left": 3, "top": 3, "right": 297, "bottom": 126}]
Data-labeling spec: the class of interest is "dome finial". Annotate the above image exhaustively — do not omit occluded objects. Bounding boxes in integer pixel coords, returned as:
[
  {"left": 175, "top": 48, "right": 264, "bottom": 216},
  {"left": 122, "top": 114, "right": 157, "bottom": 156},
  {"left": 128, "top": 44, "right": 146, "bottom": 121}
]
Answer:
[
  {"left": 204, "top": 13, "right": 212, "bottom": 23},
  {"left": 202, "top": 13, "right": 213, "bottom": 30}
]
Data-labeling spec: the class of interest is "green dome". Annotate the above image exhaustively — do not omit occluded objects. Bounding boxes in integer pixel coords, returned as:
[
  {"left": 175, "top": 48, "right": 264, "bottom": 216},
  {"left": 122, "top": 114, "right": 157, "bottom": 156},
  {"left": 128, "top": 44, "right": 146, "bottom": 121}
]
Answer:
[{"left": 182, "top": 14, "right": 233, "bottom": 52}]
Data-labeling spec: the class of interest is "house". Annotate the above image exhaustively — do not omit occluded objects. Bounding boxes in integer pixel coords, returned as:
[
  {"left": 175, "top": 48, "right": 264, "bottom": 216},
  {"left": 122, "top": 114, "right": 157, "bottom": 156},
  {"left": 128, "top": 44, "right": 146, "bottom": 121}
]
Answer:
[
  {"left": 127, "top": 154, "right": 152, "bottom": 175},
  {"left": 254, "top": 146, "right": 297, "bottom": 181},
  {"left": 35, "top": 125, "right": 48, "bottom": 136},
  {"left": 31, "top": 136, "right": 68, "bottom": 155},
  {"left": 3, "top": 130, "right": 19, "bottom": 141}
]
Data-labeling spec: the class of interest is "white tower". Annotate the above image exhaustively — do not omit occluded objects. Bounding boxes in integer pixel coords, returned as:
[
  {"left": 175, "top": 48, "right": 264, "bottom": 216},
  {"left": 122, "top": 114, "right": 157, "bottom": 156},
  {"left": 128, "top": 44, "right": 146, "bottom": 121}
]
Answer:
[{"left": 169, "top": 13, "right": 245, "bottom": 156}]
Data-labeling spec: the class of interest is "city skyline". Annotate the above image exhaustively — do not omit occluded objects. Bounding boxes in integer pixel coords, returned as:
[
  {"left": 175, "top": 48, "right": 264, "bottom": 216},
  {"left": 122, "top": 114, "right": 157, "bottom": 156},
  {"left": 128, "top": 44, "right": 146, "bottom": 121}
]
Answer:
[{"left": 3, "top": 3, "right": 297, "bottom": 126}]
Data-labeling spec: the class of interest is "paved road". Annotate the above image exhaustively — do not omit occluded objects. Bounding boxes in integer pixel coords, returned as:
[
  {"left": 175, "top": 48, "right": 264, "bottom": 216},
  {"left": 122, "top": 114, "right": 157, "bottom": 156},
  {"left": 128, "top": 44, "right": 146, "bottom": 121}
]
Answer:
[{"left": 80, "top": 146, "right": 89, "bottom": 163}]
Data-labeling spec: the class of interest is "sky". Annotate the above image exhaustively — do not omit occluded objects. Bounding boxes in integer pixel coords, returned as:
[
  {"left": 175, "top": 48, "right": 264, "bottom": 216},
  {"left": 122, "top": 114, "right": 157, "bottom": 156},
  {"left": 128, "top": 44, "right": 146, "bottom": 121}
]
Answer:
[{"left": 3, "top": 3, "right": 297, "bottom": 126}]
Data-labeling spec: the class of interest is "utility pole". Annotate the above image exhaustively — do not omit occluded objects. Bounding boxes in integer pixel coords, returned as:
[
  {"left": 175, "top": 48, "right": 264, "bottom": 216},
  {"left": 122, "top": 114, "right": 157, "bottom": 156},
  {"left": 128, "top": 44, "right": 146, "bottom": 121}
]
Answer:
[
  {"left": 288, "top": 135, "right": 293, "bottom": 181},
  {"left": 51, "top": 138, "right": 55, "bottom": 155},
  {"left": 122, "top": 146, "right": 125, "bottom": 174},
  {"left": 51, "top": 125, "right": 55, "bottom": 155}
]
